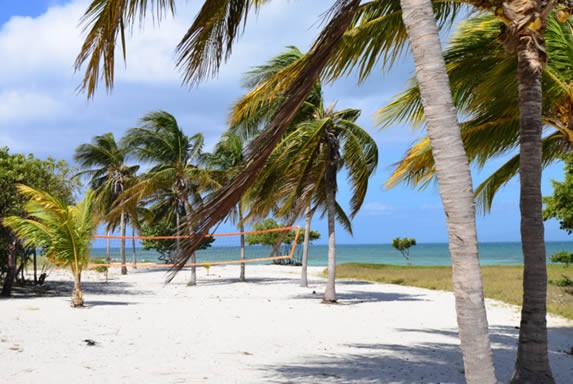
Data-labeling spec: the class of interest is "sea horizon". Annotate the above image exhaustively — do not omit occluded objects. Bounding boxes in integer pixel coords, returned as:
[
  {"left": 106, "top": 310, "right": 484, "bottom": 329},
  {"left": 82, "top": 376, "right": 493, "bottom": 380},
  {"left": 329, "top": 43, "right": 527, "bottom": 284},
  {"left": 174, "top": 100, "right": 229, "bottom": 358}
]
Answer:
[{"left": 91, "top": 240, "right": 573, "bottom": 267}]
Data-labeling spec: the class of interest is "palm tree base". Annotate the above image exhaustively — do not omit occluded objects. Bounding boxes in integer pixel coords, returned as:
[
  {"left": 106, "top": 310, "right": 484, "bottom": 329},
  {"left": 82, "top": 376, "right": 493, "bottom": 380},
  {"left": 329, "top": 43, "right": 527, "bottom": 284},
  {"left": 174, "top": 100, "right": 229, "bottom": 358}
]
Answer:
[
  {"left": 71, "top": 290, "right": 84, "bottom": 307},
  {"left": 511, "top": 369, "right": 555, "bottom": 384},
  {"left": 121, "top": 266, "right": 127, "bottom": 275}
]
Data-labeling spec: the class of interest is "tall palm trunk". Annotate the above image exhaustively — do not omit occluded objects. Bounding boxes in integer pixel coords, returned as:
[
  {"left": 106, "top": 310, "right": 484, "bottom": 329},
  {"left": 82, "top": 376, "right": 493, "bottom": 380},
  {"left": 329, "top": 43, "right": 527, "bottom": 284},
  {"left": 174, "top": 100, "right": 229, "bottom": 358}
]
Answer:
[
  {"left": 511, "top": 21, "right": 554, "bottom": 384},
  {"left": 323, "top": 134, "right": 338, "bottom": 303},
  {"left": 120, "top": 209, "right": 127, "bottom": 275},
  {"left": 301, "top": 205, "right": 312, "bottom": 287},
  {"left": 399, "top": 0, "right": 495, "bottom": 382},
  {"left": 183, "top": 199, "right": 197, "bottom": 286},
  {"left": 239, "top": 204, "right": 246, "bottom": 282}
]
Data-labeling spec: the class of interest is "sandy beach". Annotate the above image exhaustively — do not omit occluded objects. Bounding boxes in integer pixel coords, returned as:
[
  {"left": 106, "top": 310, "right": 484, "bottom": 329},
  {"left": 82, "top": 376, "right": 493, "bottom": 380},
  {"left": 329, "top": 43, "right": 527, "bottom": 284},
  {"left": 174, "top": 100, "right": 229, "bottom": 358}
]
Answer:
[{"left": 1, "top": 265, "right": 571, "bottom": 384}]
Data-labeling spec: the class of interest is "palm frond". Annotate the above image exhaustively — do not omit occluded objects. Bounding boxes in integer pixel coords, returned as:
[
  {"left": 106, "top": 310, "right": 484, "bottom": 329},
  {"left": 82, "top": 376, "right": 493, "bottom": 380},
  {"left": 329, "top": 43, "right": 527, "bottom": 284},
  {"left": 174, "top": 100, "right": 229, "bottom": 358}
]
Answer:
[
  {"left": 170, "top": 0, "right": 362, "bottom": 280},
  {"left": 75, "top": 0, "right": 176, "bottom": 97},
  {"left": 475, "top": 132, "right": 568, "bottom": 213},
  {"left": 324, "top": 0, "right": 464, "bottom": 82},
  {"left": 176, "top": 0, "right": 269, "bottom": 86}
]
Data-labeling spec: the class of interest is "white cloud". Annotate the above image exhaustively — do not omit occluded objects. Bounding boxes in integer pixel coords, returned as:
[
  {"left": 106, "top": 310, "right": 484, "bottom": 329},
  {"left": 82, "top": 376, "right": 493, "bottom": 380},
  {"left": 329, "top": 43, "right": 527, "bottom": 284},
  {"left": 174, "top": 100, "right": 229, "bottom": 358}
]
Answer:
[
  {"left": 0, "top": 90, "right": 64, "bottom": 122},
  {"left": 361, "top": 202, "right": 392, "bottom": 216},
  {"left": 0, "top": 1, "right": 85, "bottom": 85}
]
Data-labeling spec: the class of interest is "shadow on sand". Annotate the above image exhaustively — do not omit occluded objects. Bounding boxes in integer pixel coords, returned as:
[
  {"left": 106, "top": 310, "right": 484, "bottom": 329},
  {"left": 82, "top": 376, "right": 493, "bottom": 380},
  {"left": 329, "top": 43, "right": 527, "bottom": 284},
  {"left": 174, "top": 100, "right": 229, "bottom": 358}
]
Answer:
[
  {"left": 6, "top": 279, "right": 150, "bottom": 300},
  {"left": 259, "top": 325, "right": 573, "bottom": 383}
]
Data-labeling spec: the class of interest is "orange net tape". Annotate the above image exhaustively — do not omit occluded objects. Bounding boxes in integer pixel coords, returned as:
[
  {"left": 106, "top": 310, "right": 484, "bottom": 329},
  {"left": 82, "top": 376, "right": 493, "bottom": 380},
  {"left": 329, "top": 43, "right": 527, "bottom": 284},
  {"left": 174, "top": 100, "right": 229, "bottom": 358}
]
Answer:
[{"left": 90, "top": 226, "right": 301, "bottom": 268}]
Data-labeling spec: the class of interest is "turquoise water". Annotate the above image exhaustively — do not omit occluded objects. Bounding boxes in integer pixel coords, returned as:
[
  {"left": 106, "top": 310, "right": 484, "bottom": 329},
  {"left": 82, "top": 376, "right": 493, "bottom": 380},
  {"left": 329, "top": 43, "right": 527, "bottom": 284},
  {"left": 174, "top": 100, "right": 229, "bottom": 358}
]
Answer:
[{"left": 91, "top": 241, "right": 573, "bottom": 266}]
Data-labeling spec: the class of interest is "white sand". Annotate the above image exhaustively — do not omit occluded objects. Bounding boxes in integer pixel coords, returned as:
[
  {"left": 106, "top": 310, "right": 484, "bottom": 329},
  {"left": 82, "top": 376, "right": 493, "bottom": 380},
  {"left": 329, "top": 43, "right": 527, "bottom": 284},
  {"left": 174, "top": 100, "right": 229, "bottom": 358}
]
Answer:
[{"left": 0, "top": 265, "right": 571, "bottom": 384}]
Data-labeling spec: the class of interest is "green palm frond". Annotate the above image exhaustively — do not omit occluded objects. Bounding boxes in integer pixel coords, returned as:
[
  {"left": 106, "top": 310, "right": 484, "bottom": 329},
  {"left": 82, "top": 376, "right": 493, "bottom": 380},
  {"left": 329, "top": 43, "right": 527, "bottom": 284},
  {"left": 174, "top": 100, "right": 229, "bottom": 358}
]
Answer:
[
  {"left": 75, "top": 0, "right": 176, "bottom": 97},
  {"left": 324, "top": 0, "right": 464, "bottom": 82},
  {"left": 380, "top": 13, "right": 573, "bottom": 210},
  {"left": 171, "top": 0, "right": 362, "bottom": 276},
  {"left": 3, "top": 186, "right": 98, "bottom": 271},
  {"left": 475, "top": 132, "right": 568, "bottom": 213},
  {"left": 176, "top": 0, "right": 269, "bottom": 86}
]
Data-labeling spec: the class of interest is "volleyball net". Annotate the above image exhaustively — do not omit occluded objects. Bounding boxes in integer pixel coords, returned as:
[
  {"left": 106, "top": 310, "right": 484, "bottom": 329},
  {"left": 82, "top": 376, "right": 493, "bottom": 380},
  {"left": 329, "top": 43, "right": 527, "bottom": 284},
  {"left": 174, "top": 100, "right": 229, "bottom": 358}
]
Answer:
[{"left": 89, "top": 226, "right": 301, "bottom": 268}]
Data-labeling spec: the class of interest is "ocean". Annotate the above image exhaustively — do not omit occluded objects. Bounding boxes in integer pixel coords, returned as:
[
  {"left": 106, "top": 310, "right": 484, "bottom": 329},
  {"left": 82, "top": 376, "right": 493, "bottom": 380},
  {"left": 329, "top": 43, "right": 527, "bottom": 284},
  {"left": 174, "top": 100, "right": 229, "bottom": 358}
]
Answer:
[{"left": 90, "top": 241, "right": 573, "bottom": 267}]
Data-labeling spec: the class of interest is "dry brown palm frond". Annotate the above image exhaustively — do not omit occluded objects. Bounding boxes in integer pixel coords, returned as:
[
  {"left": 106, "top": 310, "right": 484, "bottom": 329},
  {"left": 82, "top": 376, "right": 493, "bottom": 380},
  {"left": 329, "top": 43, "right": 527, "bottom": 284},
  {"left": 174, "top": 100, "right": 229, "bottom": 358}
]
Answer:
[{"left": 168, "top": 0, "right": 361, "bottom": 281}]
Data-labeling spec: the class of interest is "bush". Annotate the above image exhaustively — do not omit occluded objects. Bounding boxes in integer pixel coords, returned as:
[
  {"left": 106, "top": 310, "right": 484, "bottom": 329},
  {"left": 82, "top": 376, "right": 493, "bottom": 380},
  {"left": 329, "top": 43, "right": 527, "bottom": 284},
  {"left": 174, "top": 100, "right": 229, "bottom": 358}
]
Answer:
[{"left": 550, "top": 251, "right": 573, "bottom": 267}]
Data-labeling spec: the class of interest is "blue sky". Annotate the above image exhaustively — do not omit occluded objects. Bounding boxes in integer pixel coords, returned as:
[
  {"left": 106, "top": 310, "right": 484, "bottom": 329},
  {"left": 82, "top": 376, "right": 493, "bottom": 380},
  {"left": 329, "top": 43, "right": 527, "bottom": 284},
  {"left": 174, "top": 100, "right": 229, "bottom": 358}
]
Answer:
[{"left": 0, "top": 0, "right": 569, "bottom": 244}]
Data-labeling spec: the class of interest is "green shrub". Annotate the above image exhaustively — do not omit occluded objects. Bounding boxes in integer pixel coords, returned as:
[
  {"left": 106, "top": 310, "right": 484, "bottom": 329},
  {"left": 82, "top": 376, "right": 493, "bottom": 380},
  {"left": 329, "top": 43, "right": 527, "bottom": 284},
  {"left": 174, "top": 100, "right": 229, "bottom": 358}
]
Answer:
[{"left": 550, "top": 251, "right": 573, "bottom": 267}]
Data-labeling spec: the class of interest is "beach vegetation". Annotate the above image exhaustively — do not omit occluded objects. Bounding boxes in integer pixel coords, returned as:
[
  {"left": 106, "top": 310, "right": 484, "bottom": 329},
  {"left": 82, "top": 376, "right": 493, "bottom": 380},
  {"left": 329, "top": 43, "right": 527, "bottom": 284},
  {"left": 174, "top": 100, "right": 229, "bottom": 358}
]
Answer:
[
  {"left": 119, "top": 111, "right": 220, "bottom": 285},
  {"left": 550, "top": 250, "right": 573, "bottom": 267},
  {"left": 391, "top": 237, "right": 417, "bottom": 266},
  {"left": 3, "top": 186, "right": 98, "bottom": 307},
  {"left": 334, "top": 263, "right": 573, "bottom": 320},
  {"left": 0, "top": 147, "right": 79, "bottom": 296},
  {"left": 206, "top": 132, "right": 249, "bottom": 280},
  {"left": 246, "top": 218, "right": 319, "bottom": 266},
  {"left": 544, "top": 155, "right": 573, "bottom": 235},
  {"left": 140, "top": 215, "right": 215, "bottom": 264},
  {"left": 231, "top": 46, "right": 378, "bottom": 302},
  {"left": 75, "top": 133, "right": 138, "bottom": 275}
]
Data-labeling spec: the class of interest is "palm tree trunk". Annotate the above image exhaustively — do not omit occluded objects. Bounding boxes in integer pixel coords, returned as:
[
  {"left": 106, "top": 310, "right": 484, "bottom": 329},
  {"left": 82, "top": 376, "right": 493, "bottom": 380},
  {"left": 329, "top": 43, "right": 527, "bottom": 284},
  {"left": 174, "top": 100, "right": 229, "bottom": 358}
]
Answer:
[
  {"left": 301, "top": 205, "right": 312, "bottom": 287},
  {"left": 71, "top": 271, "right": 83, "bottom": 307},
  {"left": 399, "top": 0, "right": 495, "bottom": 382},
  {"left": 183, "top": 199, "right": 197, "bottom": 286},
  {"left": 511, "top": 29, "right": 554, "bottom": 384},
  {"left": 323, "top": 136, "right": 338, "bottom": 303},
  {"left": 1, "top": 239, "right": 16, "bottom": 297},
  {"left": 120, "top": 209, "right": 127, "bottom": 275},
  {"left": 176, "top": 211, "right": 181, "bottom": 263},
  {"left": 239, "top": 204, "right": 246, "bottom": 282},
  {"left": 106, "top": 229, "right": 111, "bottom": 260},
  {"left": 131, "top": 225, "right": 137, "bottom": 269}
]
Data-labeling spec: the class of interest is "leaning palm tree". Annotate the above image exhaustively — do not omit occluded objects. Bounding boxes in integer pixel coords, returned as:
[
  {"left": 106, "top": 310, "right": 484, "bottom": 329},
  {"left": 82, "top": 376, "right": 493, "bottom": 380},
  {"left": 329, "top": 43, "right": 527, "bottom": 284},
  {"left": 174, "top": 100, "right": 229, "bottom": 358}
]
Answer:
[
  {"left": 75, "top": 133, "right": 138, "bottom": 275},
  {"left": 3, "top": 186, "right": 98, "bottom": 307},
  {"left": 74, "top": 0, "right": 497, "bottom": 381},
  {"left": 121, "top": 111, "right": 219, "bottom": 285}
]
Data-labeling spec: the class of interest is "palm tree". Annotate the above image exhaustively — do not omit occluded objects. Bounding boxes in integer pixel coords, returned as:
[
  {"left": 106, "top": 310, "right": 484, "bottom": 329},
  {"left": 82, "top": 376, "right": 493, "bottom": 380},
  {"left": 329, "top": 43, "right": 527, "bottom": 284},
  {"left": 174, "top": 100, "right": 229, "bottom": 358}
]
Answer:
[
  {"left": 121, "top": 111, "right": 219, "bottom": 285},
  {"left": 231, "top": 46, "right": 323, "bottom": 288},
  {"left": 395, "top": 1, "right": 495, "bottom": 381},
  {"left": 75, "top": 133, "right": 138, "bottom": 275},
  {"left": 207, "top": 132, "right": 249, "bottom": 281},
  {"left": 231, "top": 46, "right": 377, "bottom": 299},
  {"left": 3, "top": 186, "right": 98, "bottom": 307},
  {"left": 73, "top": 0, "right": 496, "bottom": 381}
]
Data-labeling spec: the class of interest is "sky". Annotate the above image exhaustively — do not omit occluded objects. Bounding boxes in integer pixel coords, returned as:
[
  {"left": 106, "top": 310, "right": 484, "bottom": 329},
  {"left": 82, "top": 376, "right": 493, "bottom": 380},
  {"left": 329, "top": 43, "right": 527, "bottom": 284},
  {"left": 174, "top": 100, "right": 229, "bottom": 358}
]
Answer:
[{"left": 0, "top": 0, "right": 570, "bottom": 245}]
